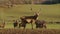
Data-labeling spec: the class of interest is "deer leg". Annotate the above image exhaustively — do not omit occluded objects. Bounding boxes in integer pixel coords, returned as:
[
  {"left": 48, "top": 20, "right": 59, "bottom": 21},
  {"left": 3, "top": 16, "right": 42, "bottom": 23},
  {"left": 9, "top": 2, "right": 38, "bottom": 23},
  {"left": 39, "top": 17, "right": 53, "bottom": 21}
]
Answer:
[
  {"left": 43, "top": 24, "right": 47, "bottom": 28},
  {"left": 44, "top": 25, "right": 47, "bottom": 28},
  {"left": 31, "top": 23, "right": 33, "bottom": 29},
  {"left": 23, "top": 23, "right": 26, "bottom": 30},
  {"left": 24, "top": 26, "right": 25, "bottom": 30},
  {"left": 19, "top": 23, "right": 21, "bottom": 28},
  {"left": 13, "top": 24, "right": 17, "bottom": 28}
]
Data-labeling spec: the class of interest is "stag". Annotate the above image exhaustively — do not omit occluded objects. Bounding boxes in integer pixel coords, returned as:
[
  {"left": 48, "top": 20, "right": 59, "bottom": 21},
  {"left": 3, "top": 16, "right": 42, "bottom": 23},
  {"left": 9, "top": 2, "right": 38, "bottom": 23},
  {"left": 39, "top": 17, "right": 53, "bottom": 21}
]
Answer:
[{"left": 19, "top": 12, "right": 40, "bottom": 29}]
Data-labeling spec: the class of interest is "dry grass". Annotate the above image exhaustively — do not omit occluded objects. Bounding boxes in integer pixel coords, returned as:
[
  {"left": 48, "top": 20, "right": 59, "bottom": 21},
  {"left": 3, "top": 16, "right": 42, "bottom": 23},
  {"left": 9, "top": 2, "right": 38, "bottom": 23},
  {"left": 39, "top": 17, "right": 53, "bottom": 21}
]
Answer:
[{"left": 0, "top": 29, "right": 60, "bottom": 34}]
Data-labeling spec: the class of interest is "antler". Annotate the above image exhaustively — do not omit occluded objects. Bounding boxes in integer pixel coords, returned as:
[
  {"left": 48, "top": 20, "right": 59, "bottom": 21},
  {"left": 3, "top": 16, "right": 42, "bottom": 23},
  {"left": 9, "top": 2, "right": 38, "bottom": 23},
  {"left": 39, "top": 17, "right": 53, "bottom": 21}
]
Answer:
[{"left": 38, "top": 8, "right": 41, "bottom": 15}]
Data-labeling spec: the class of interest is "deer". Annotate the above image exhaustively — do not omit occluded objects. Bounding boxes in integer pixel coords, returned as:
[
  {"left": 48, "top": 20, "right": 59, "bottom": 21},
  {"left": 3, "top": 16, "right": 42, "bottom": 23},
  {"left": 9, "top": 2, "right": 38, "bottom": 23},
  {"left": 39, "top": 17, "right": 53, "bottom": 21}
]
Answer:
[
  {"left": 19, "top": 12, "right": 40, "bottom": 29},
  {"left": 35, "top": 20, "right": 47, "bottom": 29}
]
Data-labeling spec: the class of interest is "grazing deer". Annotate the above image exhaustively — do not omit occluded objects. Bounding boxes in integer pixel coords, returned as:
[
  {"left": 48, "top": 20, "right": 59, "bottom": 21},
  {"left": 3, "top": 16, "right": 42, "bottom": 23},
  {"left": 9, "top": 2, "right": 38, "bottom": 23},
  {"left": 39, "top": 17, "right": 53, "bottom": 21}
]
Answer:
[
  {"left": 35, "top": 20, "right": 47, "bottom": 29},
  {"left": 0, "top": 21, "right": 5, "bottom": 28},
  {"left": 19, "top": 12, "right": 40, "bottom": 29}
]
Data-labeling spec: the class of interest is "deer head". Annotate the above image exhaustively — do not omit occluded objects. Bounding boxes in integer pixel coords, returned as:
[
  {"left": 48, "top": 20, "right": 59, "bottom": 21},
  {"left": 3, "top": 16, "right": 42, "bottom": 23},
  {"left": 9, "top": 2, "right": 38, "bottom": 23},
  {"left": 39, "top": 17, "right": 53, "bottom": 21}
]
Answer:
[{"left": 34, "top": 12, "right": 40, "bottom": 16}]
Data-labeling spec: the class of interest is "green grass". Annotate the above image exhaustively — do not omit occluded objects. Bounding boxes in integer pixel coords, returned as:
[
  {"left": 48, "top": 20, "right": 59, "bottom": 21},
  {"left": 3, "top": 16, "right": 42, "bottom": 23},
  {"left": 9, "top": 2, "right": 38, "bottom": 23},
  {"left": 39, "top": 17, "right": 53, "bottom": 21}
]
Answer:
[
  {"left": 0, "top": 4, "right": 60, "bottom": 21},
  {"left": 4, "top": 23, "right": 60, "bottom": 29},
  {"left": 47, "top": 24, "right": 60, "bottom": 29},
  {"left": 0, "top": 4, "right": 60, "bottom": 29}
]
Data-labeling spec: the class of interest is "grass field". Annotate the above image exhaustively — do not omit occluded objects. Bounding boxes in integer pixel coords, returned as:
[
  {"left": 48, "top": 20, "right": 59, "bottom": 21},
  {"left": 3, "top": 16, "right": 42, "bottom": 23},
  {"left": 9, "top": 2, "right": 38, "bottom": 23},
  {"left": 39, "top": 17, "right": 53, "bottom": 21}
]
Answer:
[
  {"left": 4, "top": 23, "right": 60, "bottom": 29},
  {"left": 0, "top": 4, "right": 60, "bottom": 29}
]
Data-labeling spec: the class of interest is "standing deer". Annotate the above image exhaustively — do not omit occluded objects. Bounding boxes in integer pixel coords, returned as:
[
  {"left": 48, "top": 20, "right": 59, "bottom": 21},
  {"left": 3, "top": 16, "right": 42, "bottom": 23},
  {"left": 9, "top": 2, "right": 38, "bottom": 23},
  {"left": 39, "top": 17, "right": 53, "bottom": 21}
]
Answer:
[{"left": 19, "top": 12, "right": 40, "bottom": 29}]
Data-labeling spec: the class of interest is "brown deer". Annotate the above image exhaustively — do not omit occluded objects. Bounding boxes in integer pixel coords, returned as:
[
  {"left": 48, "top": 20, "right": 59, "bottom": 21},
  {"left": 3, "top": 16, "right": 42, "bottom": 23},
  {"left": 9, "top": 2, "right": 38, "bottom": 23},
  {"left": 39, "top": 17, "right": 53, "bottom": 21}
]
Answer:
[
  {"left": 0, "top": 21, "right": 5, "bottom": 28},
  {"left": 19, "top": 12, "right": 40, "bottom": 29},
  {"left": 35, "top": 20, "right": 47, "bottom": 29}
]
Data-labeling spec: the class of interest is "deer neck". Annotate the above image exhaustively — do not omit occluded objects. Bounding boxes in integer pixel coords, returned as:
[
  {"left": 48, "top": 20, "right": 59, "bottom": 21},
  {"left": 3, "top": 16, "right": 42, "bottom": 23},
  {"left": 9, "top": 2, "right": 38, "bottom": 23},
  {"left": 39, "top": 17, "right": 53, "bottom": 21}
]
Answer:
[{"left": 34, "top": 14, "right": 38, "bottom": 20}]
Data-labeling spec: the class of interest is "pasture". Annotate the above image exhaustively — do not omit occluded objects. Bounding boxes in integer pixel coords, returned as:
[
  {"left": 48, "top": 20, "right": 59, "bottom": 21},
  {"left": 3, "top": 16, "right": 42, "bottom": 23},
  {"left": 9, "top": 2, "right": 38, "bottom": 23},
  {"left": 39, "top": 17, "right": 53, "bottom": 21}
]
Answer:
[{"left": 0, "top": 4, "right": 60, "bottom": 29}]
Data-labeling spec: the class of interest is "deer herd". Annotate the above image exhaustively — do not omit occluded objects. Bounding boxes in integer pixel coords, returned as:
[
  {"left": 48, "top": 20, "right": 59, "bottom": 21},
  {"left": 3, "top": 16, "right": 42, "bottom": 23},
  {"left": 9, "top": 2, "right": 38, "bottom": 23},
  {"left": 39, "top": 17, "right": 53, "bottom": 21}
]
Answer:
[{"left": 0, "top": 12, "right": 47, "bottom": 29}]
